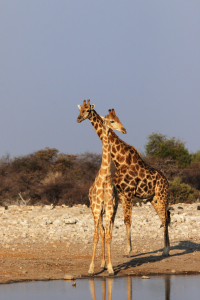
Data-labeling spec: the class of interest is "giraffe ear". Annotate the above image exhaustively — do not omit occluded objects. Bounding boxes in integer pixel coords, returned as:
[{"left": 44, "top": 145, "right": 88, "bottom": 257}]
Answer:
[
  {"left": 100, "top": 116, "right": 105, "bottom": 121},
  {"left": 91, "top": 104, "right": 95, "bottom": 110},
  {"left": 77, "top": 105, "right": 81, "bottom": 110}
]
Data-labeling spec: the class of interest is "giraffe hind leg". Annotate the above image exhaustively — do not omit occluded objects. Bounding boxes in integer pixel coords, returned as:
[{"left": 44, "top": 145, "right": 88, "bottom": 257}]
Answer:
[
  {"left": 163, "top": 209, "right": 170, "bottom": 256},
  {"left": 117, "top": 192, "right": 132, "bottom": 256},
  {"left": 123, "top": 196, "right": 132, "bottom": 256},
  {"left": 151, "top": 196, "right": 170, "bottom": 256}
]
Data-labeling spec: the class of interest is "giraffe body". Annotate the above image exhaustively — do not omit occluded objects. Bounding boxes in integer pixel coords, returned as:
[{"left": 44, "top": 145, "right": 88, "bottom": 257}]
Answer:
[
  {"left": 77, "top": 100, "right": 170, "bottom": 257},
  {"left": 88, "top": 109, "right": 126, "bottom": 275}
]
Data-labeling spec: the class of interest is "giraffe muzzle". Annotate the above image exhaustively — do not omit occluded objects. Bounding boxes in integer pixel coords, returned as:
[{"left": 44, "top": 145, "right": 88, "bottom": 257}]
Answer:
[
  {"left": 77, "top": 117, "right": 82, "bottom": 123},
  {"left": 122, "top": 127, "right": 127, "bottom": 134}
]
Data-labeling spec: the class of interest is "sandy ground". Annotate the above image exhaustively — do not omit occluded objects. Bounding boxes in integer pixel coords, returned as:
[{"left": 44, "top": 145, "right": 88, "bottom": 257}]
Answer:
[{"left": 0, "top": 236, "right": 200, "bottom": 284}]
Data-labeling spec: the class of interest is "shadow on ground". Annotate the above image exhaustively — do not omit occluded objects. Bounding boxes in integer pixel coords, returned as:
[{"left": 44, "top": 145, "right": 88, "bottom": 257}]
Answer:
[{"left": 114, "top": 240, "right": 200, "bottom": 275}]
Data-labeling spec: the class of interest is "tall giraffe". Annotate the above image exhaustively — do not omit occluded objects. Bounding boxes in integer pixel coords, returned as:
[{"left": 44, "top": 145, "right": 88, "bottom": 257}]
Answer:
[
  {"left": 88, "top": 109, "right": 126, "bottom": 275},
  {"left": 77, "top": 100, "right": 170, "bottom": 256}
]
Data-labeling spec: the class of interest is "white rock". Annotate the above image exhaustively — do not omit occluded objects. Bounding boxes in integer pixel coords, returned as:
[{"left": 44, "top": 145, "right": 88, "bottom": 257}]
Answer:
[
  {"left": 0, "top": 203, "right": 199, "bottom": 246},
  {"left": 63, "top": 218, "right": 78, "bottom": 224}
]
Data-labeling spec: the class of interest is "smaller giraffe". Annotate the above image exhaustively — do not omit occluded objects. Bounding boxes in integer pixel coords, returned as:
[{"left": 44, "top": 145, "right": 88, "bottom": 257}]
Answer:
[{"left": 88, "top": 109, "right": 126, "bottom": 275}]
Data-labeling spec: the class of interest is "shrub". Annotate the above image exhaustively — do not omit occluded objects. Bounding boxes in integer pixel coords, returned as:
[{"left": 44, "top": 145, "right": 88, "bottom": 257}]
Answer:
[
  {"left": 0, "top": 149, "right": 101, "bottom": 207},
  {"left": 191, "top": 150, "right": 200, "bottom": 166},
  {"left": 145, "top": 133, "right": 192, "bottom": 167},
  {"left": 181, "top": 164, "right": 200, "bottom": 190},
  {"left": 0, "top": 145, "right": 199, "bottom": 207},
  {"left": 169, "top": 177, "right": 199, "bottom": 204}
]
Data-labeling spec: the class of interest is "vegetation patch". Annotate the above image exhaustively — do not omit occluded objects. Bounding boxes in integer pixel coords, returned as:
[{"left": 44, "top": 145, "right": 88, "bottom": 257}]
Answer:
[{"left": 0, "top": 132, "right": 199, "bottom": 206}]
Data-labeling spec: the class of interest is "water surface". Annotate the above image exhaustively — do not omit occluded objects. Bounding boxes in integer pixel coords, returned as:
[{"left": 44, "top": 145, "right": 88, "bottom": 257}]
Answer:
[{"left": 0, "top": 275, "right": 200, "bottom": 300}]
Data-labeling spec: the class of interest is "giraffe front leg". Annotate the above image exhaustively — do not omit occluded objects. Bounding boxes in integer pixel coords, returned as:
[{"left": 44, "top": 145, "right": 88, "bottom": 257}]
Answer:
[
  {"left": 105, "top": 227, "right": 114, "bottom": 275},
  {"left": 98, "top": 213, "right": 106, "bottom": 270},
  {"left": 88, "top": 214, "right": 100, "bottom": 275},
  {"left": 105, "top": 210, "right": 114, "bottom": 275}
]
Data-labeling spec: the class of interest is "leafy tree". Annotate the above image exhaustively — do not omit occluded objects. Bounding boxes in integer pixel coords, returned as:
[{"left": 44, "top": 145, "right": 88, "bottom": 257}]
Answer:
[{"left": 145, "top": 133, "right": 192, "bottom": 167}]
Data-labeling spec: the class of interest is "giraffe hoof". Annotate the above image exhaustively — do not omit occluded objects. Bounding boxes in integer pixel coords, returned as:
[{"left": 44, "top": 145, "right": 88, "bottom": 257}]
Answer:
[
  {"left": 124, "top": 248, "right": 132, "bottom": 257},
  {"left": 100, "top": 262, "right": 106, "bottom": 270},
  {"left": 88, "top": 268, "right": 94, "bottom": 276},
  {"left": 162, "top": 252, "right": 169, "bottom": 257},
  {"left": 162, "top": 247, "right": 170, "bottom": 256},
  {"left": 107, "top": 268, "right": 114, "bottom": 276},
  {"left": 123, "top": 254, "right": 131, "bottom": 258}
]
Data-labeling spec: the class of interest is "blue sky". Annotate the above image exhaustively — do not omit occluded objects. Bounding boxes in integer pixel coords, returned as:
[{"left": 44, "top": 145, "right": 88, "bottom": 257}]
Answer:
[{"left": 0, "top": 1, "right": 200, "bottom": 158}]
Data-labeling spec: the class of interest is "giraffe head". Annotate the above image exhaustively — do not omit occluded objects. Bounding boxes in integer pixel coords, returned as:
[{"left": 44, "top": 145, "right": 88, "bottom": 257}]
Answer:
[
  {"left": 101, "top": 109, "right": 127, "bottom": 134},
  {"left": 77, "top": 99, "right": 95, "bottom": 123}
]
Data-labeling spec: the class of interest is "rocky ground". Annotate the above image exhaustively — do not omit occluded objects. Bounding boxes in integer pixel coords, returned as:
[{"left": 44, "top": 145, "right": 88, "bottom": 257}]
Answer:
[{"left": 0, "top": 202, "right": 200, "bottom": 284}]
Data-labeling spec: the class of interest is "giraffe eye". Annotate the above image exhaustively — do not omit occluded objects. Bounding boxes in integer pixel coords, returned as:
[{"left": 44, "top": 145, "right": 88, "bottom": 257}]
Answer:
[
  {"left": 110, "top": 121, "right": 114, "bottom": 123},
  {"left": 86, "top": 110, "right": 90, "bottom": 112}
]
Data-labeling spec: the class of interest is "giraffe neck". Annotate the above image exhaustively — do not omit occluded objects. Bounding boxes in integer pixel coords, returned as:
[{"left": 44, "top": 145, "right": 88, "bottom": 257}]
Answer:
[
  {"left": 89, "top": 110, "right": 104, "bottom": 141},
  {"left": 100, "top": 124, "right": 111, "bottom": 174},
  {"left": 89, "top": 110, "right": 141, "bottom": 169}
]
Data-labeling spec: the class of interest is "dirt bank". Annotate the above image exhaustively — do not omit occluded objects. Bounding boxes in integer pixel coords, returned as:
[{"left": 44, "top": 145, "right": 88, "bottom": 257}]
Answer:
[{"left": 1, "top": 236, "right": 200, "bottom": 284}]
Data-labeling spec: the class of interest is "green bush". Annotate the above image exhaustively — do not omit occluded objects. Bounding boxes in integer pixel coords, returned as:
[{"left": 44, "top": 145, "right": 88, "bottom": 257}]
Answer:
[
  {"left": 191, "top": 150, "right": 200, "bottom": 166},
  {"left": 145, "top": 132, "right": 192, "bottom": 167},
  {"left": 169, "top": 177, "right": 199, "bottom": 204}
]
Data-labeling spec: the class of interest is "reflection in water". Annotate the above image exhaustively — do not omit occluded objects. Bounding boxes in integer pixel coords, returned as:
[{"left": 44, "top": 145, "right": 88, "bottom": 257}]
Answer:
[
  {"left": 1, "top": 275, "right": 200, "bottom": 300},
  {"left": 89, "top": 276, "right": 171, "bottom": 300},
  {"left": 89, "top": 278, "right": 114, "bottom": 300},
  {"left": 165, "top": 276, "right": 170, "bottom": 300},
  {"left": 127, "top": 276, "right": 132, "bottom": 300}
]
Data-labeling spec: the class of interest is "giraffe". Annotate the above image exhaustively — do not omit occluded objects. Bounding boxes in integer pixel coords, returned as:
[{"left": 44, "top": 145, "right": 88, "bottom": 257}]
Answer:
[
  {"left": 77, "top": 100, "right": 170, "bottom": 257},
  {"left": 88, "top": 109, "right": 127, "bottom": 275}
]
